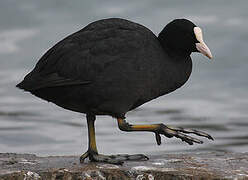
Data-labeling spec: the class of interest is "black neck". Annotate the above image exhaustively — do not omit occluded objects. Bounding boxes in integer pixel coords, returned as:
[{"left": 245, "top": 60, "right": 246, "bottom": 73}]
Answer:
[{"left": 158, "top": 37, "right": 191, "bottom": 59}]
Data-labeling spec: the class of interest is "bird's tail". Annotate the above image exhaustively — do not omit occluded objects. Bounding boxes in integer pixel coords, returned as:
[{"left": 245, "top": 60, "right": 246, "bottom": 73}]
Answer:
[{"left": 16, "top": 72, "right": 34, "bottom": 91}]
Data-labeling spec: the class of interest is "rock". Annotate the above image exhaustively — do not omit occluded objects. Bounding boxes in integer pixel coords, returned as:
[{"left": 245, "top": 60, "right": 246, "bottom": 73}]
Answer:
[{"left": 0, "top": 152, "right": 248, "bottom": 179}]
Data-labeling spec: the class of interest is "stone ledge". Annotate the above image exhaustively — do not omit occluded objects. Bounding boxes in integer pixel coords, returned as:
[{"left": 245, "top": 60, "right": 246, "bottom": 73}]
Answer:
[{"left": 0, "top": 152, "right": 248, "bottom": 180}]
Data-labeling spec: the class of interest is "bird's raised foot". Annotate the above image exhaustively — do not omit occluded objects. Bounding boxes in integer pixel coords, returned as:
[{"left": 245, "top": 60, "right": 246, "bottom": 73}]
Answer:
[
  {"left": 155, "top": 124, "right": 214, "bottom": 145},
  {"left": 80, "top": 151, "right": 149, "bottom": 165}
]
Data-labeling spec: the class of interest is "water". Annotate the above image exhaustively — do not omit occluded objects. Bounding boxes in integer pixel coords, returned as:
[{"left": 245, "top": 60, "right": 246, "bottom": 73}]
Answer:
[{"left": 0, "top": 0, "right": 247, "bottom": 156}]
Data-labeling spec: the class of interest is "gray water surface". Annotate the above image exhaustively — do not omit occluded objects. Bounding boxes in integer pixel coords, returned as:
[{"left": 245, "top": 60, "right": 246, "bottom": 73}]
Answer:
[{"left": 0, "top": 0, "right": 247, "bottom": 156}]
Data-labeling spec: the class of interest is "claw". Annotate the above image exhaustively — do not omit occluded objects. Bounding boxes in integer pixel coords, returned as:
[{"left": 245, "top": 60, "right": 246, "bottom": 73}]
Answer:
[
  {"left": 80, "top": 151, "right": 89, "bottom": 163},
  {"left": 92, "top": 154, "right": 124, "bottom": 165},
  {"left": 167, "top": 126, "right": 214, "bottom": 140},
  {"left": 80, "top": 151, "right": 149, "bottom": 165},
  {"left": 155, "top": 124, "right": 209, "bottom": 146},
  {"left": 175, "top": 131, "right": 203, "bottom": 145},
  {"left": 155, "top": 132, "right": 162, "bottom": 145}
]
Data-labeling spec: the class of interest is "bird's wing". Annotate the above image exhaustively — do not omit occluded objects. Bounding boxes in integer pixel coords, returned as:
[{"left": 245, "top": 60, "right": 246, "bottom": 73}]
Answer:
[{"left": 20, "top": 18, "right": 153, "bottom": 91}]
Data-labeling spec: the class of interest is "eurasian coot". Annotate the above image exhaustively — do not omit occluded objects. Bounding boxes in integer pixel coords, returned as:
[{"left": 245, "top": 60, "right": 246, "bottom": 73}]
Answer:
[{"left": 17, "top": 18, "right": 213, "bottom": 164}]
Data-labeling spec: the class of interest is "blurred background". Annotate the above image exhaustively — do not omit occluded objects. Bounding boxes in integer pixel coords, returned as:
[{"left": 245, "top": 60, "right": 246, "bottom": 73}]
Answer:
[{"left": 0, "top": 0, "right": 247, "bottom": 156}]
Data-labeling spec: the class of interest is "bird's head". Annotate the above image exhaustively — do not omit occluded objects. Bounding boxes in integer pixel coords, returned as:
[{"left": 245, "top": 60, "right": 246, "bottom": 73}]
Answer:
[{"left": 158, "top": 19, "right": 212, "bottom": 59}]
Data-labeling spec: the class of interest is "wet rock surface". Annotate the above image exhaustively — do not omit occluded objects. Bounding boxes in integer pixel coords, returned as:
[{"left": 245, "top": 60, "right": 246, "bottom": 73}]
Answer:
[{"left": 0, "top": 152, "right": 248, "bottom": 179}]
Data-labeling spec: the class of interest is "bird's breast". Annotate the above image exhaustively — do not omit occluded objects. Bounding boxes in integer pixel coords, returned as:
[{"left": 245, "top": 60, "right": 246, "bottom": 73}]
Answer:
[{"left": 147, "top": 56, "right": 193, "bottom": 101}]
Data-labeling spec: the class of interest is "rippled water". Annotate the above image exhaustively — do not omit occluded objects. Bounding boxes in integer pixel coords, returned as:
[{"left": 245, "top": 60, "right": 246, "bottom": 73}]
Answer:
[{"left": 0, "top": 0, "right": 247, "bottom": 156}]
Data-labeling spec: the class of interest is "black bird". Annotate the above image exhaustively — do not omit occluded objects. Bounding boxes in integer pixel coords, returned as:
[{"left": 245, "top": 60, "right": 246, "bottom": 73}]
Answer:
[{"left": 17, "top": 18, "right": 213, "bottom": 164}]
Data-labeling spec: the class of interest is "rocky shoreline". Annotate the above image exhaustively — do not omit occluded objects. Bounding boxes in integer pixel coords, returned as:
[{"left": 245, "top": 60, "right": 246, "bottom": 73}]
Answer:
[{"left": 0, "top": 152, "right": 248, "bottom": 179}]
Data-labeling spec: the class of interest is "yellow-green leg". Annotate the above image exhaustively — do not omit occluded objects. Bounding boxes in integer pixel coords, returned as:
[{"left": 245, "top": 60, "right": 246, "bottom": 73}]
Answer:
[
  {"left": 117, "top": 118, "right": 213, "bottom": 145},
  {"left": 80, "top": 114, "right": 98, "bottom": 162},
  {"left": 80, "top": 114, "right": 148, "bottom": 165}
]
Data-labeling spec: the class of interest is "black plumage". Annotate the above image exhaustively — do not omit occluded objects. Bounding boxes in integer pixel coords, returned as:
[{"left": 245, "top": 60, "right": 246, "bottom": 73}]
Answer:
[
  {"left": 17, "top": 18, "right": 213, "bottom": 164},
  {"left": 17, "top": 18, "right": 193, "bottom": 117}
]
